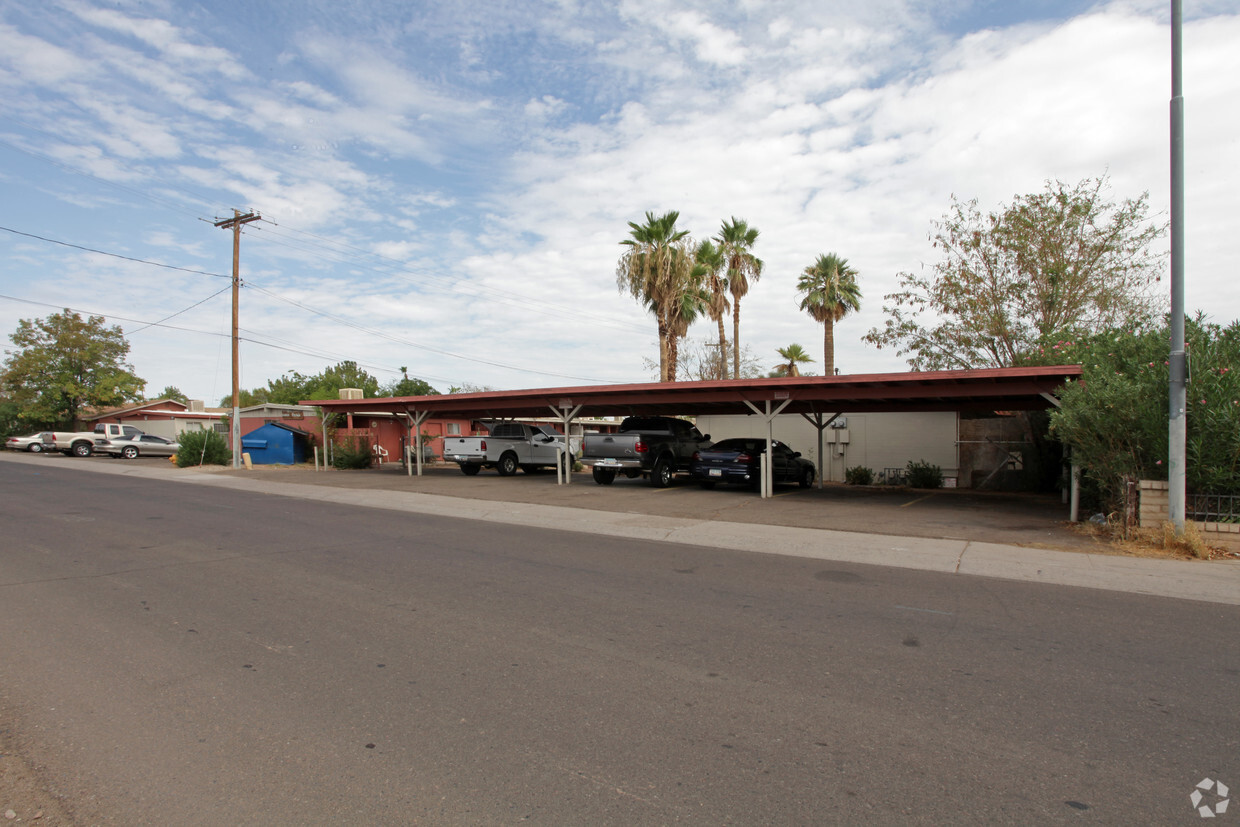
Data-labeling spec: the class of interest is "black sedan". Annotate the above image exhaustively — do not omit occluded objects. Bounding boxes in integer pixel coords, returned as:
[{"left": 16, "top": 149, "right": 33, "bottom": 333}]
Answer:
[{"left": 690, "top": 438, "right": 816, "bottom": 490}]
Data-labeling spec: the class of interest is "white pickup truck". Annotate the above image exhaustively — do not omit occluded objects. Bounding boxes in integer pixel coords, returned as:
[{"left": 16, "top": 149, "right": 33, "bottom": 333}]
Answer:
[
  {"left": 443, "top": 423, "right": 574, "bottom": 476},
  {"left": 43, "top": 423, "right": 144, "bottom": 457}
]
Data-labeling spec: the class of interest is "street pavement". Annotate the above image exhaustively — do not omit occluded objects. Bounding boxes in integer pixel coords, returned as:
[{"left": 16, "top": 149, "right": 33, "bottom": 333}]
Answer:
[{"left": 6, "top": 451, "right": 1237, "bottom": 606}]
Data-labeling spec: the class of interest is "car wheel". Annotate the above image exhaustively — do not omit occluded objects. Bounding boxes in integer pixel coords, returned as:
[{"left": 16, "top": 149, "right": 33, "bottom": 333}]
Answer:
[
  {"left": 799, "top": 467, "right": 815, "bottom": 489},
  {"left": 651, "top": 457, "right": 672, "bottom": 488},
  {"left": 71, "top": 442, "right": 92, "bottom": 457},
  {"left": 28, "top": 442, "right": 43, "bottom": 453},
  {"left": 592, "top": 467, "right": 617, "bottom": 485},
  {"left": 497, "top": 453, "right": 519, "bottom": 476},
  {"left": 122, "top": 446, "right": 139, "bottom": 459},
  {"left": 460, "top": 464, "right": 481, "bottom": 476}
]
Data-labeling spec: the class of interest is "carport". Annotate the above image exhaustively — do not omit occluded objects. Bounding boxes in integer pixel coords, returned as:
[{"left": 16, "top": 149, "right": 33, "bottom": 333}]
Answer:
[{"left": 304, "top": 365, "right": 1082, "bottom": 502}]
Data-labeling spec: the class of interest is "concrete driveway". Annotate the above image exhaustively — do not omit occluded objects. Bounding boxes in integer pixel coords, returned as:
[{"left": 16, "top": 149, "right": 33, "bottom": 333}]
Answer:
[{"left": 212, "top": 460, "right": 1099, "bottom": 551}]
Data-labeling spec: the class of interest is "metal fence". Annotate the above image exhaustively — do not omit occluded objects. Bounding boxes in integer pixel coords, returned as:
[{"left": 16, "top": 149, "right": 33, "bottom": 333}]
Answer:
[{"left": 1189, "top": 493, "right": 1240, "bottom": 524}]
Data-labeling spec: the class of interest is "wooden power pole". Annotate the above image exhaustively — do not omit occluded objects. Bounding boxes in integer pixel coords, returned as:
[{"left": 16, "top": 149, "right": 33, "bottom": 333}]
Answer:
[{"left": 214, "top": 209, "right": 261, "bottom": 468}]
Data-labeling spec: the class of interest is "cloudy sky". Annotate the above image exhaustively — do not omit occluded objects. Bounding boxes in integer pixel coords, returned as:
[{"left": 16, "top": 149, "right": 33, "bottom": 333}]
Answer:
[{"left": 1, "top": 0, "right": 1236, "bottom": 403}]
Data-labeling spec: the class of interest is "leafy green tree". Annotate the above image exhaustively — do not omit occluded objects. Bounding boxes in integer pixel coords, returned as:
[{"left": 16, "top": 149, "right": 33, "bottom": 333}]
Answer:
[
  {"left": 1, "top": 310, "right": 145, "bottom": 428},
  {"left": 158, "top": 386, "right": 189, "bottom": 405},
  {"left": 617, "top": 211, "right": 703, "bottom": 381},
  {"left": 717, "top": 218, "right": 763, "bottom": 380},
  {"left": 1049, "top": 315, "right": 1240, "bottom": 509},
  {"left": 218, "top": 388, "right": 270, "bottom": 408},
  {"left": 772, "top": 344, "right": 814, "bottom": 377},
  {"left": 385, "top": 366, "right": 439, "bottom": 397},
  {"left": 798, "top": 254, "right": 862, "bottom": 376},
  {"left": 865, "top": 176, "right": 1165, "bottom": 369}
]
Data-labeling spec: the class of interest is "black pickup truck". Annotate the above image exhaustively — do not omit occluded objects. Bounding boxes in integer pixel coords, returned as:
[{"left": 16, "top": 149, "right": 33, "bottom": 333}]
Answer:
[{"left": 579, "top": 416, "right": 711, "bottom": 487}]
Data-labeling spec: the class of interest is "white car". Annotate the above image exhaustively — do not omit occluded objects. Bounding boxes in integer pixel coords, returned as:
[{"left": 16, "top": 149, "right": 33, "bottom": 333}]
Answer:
[
  {"left": 5, "top": 432, "right": 52, "bottom": 453},
  {"left": 97, "top": 434, "right": 180, "bottom": 459}
]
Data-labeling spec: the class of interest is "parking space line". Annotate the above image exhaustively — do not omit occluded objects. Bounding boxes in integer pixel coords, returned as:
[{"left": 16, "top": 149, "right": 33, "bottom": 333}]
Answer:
[{"left": 901, "top": 493, "right": 937, "bottom": 508}]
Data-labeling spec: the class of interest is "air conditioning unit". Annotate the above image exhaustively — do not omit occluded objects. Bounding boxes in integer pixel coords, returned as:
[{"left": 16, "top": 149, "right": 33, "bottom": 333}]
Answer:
[
  {"left": 829, "top": 417, "right": 848, "bottom": 429},
  {"left": 339, "top": 388, "right": 364, "bottom": 400}
]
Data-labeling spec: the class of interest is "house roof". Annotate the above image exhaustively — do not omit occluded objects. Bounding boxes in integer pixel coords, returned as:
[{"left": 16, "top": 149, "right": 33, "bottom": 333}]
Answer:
[
  {"left": 251, "top": 421, "right": 314, "bottom": 437},
  {"left": 83, "top": 398, "right": 187, "bottom": 420},
  {"left": 303, "top": 365, "right": 1083, "bottom": 420}
]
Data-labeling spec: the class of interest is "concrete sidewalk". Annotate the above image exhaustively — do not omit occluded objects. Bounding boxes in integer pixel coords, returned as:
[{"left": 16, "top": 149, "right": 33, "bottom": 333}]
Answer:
[{"left": 6, "top": 452, "right": 1239, "bottom": 606}]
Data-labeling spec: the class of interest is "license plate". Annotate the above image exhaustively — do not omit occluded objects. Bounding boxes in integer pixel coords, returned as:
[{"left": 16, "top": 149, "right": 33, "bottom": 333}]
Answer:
[
  {"left": 709, "top": 468, "right": 722, "bottom": 477},
  {"left": 599, "top": 458, "right": 620, "bottom": 467}
]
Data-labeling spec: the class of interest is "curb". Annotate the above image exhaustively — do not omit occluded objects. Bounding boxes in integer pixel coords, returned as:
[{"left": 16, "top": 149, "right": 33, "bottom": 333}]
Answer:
[{"left": 6, "top": 452, "right": 1239, "bottom": 606}]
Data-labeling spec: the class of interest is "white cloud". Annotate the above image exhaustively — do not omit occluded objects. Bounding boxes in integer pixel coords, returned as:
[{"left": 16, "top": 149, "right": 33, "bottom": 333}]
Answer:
[{"left": 0, "top": 1, "right": 1236, "bottom": 401}]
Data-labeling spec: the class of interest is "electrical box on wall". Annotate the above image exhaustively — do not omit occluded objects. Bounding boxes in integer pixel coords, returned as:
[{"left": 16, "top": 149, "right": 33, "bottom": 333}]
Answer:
[{"left": 830, "top": 417, "right": 848, "bottom": 429}]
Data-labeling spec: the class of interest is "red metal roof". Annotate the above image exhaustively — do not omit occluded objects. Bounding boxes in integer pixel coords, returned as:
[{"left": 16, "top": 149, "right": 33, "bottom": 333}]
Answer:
[{"left": 303, "top": 365, "right": 1082, "bottom": 419}]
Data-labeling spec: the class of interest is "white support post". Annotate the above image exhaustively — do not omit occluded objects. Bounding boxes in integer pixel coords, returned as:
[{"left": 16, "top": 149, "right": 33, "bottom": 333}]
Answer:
[
  {"left": 548, "top": 402, "right": 582, "bottom": 486},
  {"left": 742, "top": 397, "right": 792, "bottom": 499},
  {"left": 403, "top": 407, "right": 430, "bottom": 477}
]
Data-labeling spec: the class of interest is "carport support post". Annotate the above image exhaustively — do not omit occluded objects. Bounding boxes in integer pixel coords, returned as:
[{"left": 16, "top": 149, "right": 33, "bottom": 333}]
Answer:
[
  {"left": 320, "top": 410, "right": 330, "bottom": 471},
  {"left": 800, "top": 412, "right": 841, "bottom": 489},
  {"left": 548, "top": 403, "right": 582, "bottom": 485},
  {"left": 403, "top": 407, "right": 430, "bottom": 477},
  {"left": 743, "top": 398, "right": 792, "bottom": 498}
]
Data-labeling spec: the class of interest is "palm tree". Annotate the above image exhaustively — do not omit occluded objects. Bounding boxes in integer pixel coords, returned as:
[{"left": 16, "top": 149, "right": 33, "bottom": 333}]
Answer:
[
  {"left": 716, "top": 218, "right": 763, "bottom": 380},
  {"left": 617, "top": 211, "right": 691, "bottom": 382},
  {"left": 663, "top": 280, "right": 711, "bottom": 381},
  {"left": 772, "top": 344, "right": 814, "bottom": 377},
  {"left": 694, "top": 239, "right": 729, "bottom": 379},
  {"left": 797, "top": 253, "right": 862, "bottom": 376}
]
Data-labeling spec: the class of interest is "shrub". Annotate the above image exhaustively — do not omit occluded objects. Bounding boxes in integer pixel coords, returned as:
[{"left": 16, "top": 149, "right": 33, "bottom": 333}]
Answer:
[
  {"left": 845, "top": 465, "right": 874, "bottom": 485},
  {"left": 907, "top": 459, "right": 943, "bottom": 489},
  {"left": 176, "top": 429, "right": 231, "bottom": 467},
  {"left": 332, "top": 436, "right": 373, "bottom": 470}
]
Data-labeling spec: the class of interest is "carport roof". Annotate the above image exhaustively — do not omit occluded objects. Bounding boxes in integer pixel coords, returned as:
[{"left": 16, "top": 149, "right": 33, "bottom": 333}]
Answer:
[{"left": 303, "top": 365, "right": 1082, "bottom": 420}]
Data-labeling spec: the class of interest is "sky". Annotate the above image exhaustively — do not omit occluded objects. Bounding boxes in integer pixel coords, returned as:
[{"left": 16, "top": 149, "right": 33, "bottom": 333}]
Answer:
[{"left": 0, "top": 0, "right": 1236, "bottom": 405}]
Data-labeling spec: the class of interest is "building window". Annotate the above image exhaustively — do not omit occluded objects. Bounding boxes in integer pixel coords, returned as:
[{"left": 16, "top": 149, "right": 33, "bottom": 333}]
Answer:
[{"left": 447, "top": 423, "right": 461, "bottom": 435}]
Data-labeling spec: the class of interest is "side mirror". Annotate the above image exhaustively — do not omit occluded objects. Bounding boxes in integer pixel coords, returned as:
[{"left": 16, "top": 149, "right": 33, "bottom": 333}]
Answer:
[
  {"left": 794, "top": 452, "right": 802, "bottom": 458},
  {"left": 702, "top": 434, "right": 711, "bottom": 441}
]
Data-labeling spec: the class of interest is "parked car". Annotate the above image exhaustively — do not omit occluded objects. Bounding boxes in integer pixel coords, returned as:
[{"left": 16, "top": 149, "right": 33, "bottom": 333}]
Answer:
[
  {"left": 44, "top": 423, "right": 145, "bottom": 456},
  {"left": 5, "top": 432, "right": 52, "bottom": 453},
  {"left": 690, "top": 438, "right": 816, "bottom": 490},
  {"left": 97, "top": 434, "right": 180, "bottom": 459}
]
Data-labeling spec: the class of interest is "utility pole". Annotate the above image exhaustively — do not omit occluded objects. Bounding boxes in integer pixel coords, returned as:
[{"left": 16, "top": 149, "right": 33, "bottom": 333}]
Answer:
[
  {"left": 214, "top": 209, "right": 261, "bottom": 469},
  {"left": 1168, "top": 0, "right": 1187, "bottom": 533}
]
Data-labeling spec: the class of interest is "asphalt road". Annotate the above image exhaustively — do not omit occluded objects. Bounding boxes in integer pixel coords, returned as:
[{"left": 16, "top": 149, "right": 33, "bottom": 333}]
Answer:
[{"left": 1, "top": 461, "right": 1237, "bottom": 824}]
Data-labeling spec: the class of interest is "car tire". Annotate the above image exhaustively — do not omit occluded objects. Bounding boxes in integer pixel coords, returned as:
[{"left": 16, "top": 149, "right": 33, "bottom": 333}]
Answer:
[
  {"left": 460, "top": 464, "right": 481, "bottom": 476},
  {"left": 497, "top": 452, "right": 519, "bottom": 476},
  {"left": 120, "top": 445, "right": 140, "bottom": 459},
  {"left": 651, "top": 457, "right": 673, "bottom": 488},
  {"left": 592, "top": 467, "right": 617, "bottom": 485},
  {"left": 799, "top": 467, "right": 815, "bottom": 488},
  {"left": 28, "top": 442, "right": 43, "bottom": 453},
  {"left": 71, "top": 442, "right": 92, "bottom": 457}
]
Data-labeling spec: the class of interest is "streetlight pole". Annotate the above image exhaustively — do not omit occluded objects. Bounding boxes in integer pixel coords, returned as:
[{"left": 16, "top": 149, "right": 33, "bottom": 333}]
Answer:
[{"left": 1168, "top": 1, "right": 1187, "bottom": 533}]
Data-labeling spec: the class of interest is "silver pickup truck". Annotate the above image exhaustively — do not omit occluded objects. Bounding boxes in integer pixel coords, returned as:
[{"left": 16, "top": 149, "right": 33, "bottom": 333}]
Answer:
[{"left": 443, "top": 422, "right": 574, "bottom": 476}]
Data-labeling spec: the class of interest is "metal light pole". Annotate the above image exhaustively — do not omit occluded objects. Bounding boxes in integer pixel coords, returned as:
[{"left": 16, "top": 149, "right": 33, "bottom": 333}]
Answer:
[{"left": 1168, "top": 0, "right": 1187, "bottom": 533}]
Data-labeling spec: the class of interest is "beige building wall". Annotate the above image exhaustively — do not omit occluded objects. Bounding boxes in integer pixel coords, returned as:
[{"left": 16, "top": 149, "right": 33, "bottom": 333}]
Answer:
[{"left": 695, "top": 412, "right": 959, "bottom": 484}]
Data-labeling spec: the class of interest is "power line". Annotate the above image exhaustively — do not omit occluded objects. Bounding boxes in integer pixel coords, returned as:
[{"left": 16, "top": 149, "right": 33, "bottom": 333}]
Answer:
[
  {"left": 0, "top": 225, "right": 232, "bottom": 279},
  {"left": 124, "top": 286, "right": 232, "bottom": 334}
]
